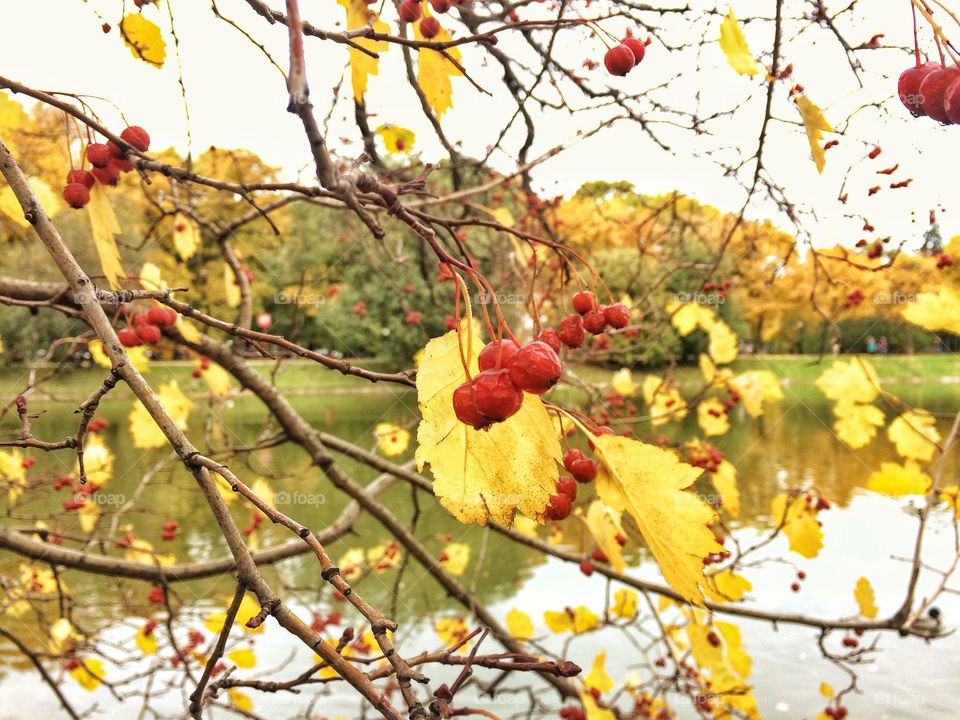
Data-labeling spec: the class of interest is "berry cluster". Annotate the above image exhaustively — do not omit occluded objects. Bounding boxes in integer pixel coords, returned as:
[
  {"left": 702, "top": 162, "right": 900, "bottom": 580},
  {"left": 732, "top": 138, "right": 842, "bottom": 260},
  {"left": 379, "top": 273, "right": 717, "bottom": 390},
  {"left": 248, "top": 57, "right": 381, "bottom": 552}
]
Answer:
[
  {"left": 898, "top": 61, "right": 960, "bottom": 123},
  {"left": 453, "top": 339, "right": 562, "bottom": 429},
  {"left": 545, "top": 290, "right": 630, "bottom": 350},
  {"left": 161, "top": 520, "right": 179, "bottom": 541},
  {"left": 790, "top": 569, "right": 807, "bottom": 593},
  {"left": 823, "top": 706, "right": 849, "bottom": 719},
  {"left": 192, "top": 355, "right": 212, "bottom": 379},
  {"left": 118, "top": 305, "right": 178, "bottom": 347},
  {"left": 62, "top": 126, "right": 151, "bottom": 209},
  {"left": 603, "top": 31, "right": 648, "bottom": 77}
]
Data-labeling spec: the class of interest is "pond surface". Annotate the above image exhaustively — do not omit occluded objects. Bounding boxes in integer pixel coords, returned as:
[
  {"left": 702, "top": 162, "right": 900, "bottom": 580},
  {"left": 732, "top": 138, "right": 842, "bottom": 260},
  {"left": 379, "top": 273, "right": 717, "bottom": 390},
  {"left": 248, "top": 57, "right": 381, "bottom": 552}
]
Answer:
[{"left": 1, "top": 365, "right": 959, "bottom": 719}]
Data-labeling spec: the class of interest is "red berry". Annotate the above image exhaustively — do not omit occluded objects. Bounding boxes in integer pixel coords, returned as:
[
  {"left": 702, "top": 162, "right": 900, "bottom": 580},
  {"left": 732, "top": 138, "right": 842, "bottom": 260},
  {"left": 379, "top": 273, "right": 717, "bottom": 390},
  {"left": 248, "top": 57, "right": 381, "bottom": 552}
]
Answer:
[
  {"left": 570, "top": 457, "right": 597, "bottom": 484},
  {"left": 147, "top": 586, "right": 165, "bottom": 604},
  {"left": 544, "top": 492, "right": 572, "bottom": 521},
  {"left": 200, "top": 356, "right": 211, "bottom": 370},
  {"left": 21, "top": 457, "right": 36, "bottom": 470},
  {"left": 622, "top": 35, "right": 645, "bottom": 64},
  {"left": 136, "top": 324, "right": 162, "bottom": 344},
  {"left": 399, "top": 0, "right": 421, "bottom": 22},
  {"left": 67, "top": 169, "right": 95, "bottom": 189},
  {"left": 836, "top": 708, "right": 848, "bottom": 719},
  {"left": 558, "top": 315, "right": 585, "bottom": 348},
  {"left": 706, "top": 630, "right": 721, "bottom": 647},
  {"left": 121, "top": 126, "right": 151, "bottom": 152},
  {"left": 111, "top": 158, "right": 134, "bottom": 173},
  {"left": 86, "top": 143, "right": 111, "bottom": 168},
  {"left": 478, "top": 339, "right": 520, "bottom": 371},
  {"left": 563, "top": 449, "right": 587, "bottom": 472},
  {"left": 508, "top": 341, "right": 562, "bottom": 394},
  {"left": 102, "top": 22, "right": 111, "bottom": 33},
  {"left": 405, "top": 310, "right": 421, "bottom": 324},
  {"left": 430, "top": 0, "right": 451, "bottom": 12},
  {"left": 604, "top": 44, "right": 636, "bottom": 76},
  {"left": 919, "top": 66, "right": 960, "bottom": 122},
  {"left": 556, "top": 475, "right": 577, "bottom": 500},
  {"left": 790, "top": 582, "right": 801, "bottom": 592},
  {"left": 118, "top": 328, "right": 142, "bottom": 347},
  {"left": 559, "top": 707, "right": 586, "bottom": 720},
  {"left": 590, "top": 548, "right": 608, "bottom": 563},
  {"left": 133, "top": 314, "right": 151, "bottom": 328},
  {"left": 537, "top": 327, "right": 562, "bottom": 354},
  {"left": 419, "top": 16, "right": 440, "bottom": 38},
  {"left": 615, "top": 533, "right": 627, "bottom": 546},
  {"left": 472, "top": 369, "right": 523, "bottom": 422},
  {"left": 582, "top": 309, "right": 607, "bottom": 334},
  {"left": 841, "top": 636, "right": 858, "bottom": 648},
  {"left": 62, "top": 183, "right": 90, "bottom": 209},
  {"left": 937, "top": 253, "right": 954, "bottom": 269},
  {"left": 453, "top": 380, "right": 489, "bottom": 429},
  {"left": 147, "top": 306, "right": 178, "bottom": 327},
  {"left": 603, "top": 303, "right": 630, "bottom": 329},
  {"left": 898, "top": 62, "right": 941, "bottom": 116},
  {"left": 91, "top": 163, "right": 120, "bottom": 186},
  {"left": 571, "top": 290, "right": 597, "bottom": 315},
  {"left": 579, "top": 560, "right": 594, "bottom": 576},
  {"left": 192, "top": 369, "right": 203, "bottom": 378},
  {"left": 797, "top": 570, "right": 807, "bottom": 580}
]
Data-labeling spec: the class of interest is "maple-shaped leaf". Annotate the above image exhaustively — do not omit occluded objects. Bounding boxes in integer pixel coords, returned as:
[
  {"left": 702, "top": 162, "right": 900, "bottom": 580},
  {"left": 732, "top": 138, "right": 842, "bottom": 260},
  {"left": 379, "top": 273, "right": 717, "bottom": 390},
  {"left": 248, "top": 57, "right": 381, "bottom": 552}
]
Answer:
[
  {"left": 415, "top": 326, "right": 562, "bottom": 526},
  {"left": 833, "top": 401, "right": 885, "bottom": 449},
  {"left": 583, "top": 500, "right": 627, "bottom": 573},
  {"left": 719, "top": 8, "right": 761, "bottom": 76},
  {"left": 686, "top": 618, "right": 759, "bottom": 718},
  {"left": 771, "top": 494, "right": 823, "bottom": 558},
  {"left": 854, "top": 576, "right": 878, "bottom": 619},
  {"left": 414, "top": 12, "right": 463, "bottom": 119},
  {"left": 86, "top": 184, "right": 125, "bottom": 289},
  {"left": 711, "top": 460, "right": 740, "bottom": 517},
  {"left": 815, "top": 359, "right": 879, "bottom": 405},
  {"left": 506, "top": 608, "right": 534, "bottom": 640},
  {"left": 795, "top": 95, "right": 833, "bottom": 173},
  {"left": 120, "top": 14, "right": 166, "bottom": 67},
  {"left": 697, "top": 398, "right": 730, "bottom": 437},
  {"left": 888, "top": 410, "right": 941, "bottom": 462},
  {"left": 641, "top": 375, "right": 688, "bottom": 426},
  {"left": 338, "top": 0, "right": 389, "bottom": 101},
  {"left": 867, "top": 460, "right": 931, "bottom": 496},
  {"left": 902, "top": 286, "right": 960, "bottom": 334},
  {"left": 591, "top": 434, "right": 722, "bottom": 603}
]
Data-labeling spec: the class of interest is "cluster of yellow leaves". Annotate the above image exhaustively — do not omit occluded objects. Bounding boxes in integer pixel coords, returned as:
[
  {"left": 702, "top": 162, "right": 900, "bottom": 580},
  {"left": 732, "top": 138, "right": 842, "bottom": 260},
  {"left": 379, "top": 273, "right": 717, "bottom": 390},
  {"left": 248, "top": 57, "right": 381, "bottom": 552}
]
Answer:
[
  {"left": 641, "top": 375, "right": 687, "bottom": 426},
  {"left": 667, "top": 299, "right": 737, "bottom": 364},
  {"left": 435, "top": 617, "right": 470, "bottom": 648},
  {"left": 129, "top": 381, "right": 192, "bottom": 448},
  {"left": 414, "top": 11, "right": 463, "bottom": 118},
  {"left": 374, "top": 422, "right": 411, "bottom": 456},
  {"left": 697, "top": 398, "right": 730, "bottom": 437},
  {"left": 685, "top": 615, "right": 759, "bottom": 718},
  {"left": 415, "top": 325, "right": 562, "bottom": 525},
  {"left": 70, "top": 657, "right": 107, "bottom": 692},
  {"left": 771, "top": 494, "right": 823, "bottom": 559},
  {"left": 729, "top": 369, "right": 783, "bottom": 417},
  {"left": 816, "top": 359, "right": 887, "bottom": 449},
  {"left": 4, "top": 564, "right": 65, "bottom": 618},
  {"left": 544, "top": 605, "right": 600, "bottom": 634}
]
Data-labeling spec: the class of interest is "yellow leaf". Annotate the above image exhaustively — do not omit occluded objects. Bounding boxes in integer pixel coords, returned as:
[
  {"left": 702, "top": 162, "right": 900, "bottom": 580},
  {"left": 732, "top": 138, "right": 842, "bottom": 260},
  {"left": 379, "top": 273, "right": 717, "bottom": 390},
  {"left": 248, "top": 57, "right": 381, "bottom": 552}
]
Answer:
[
  {"left": 610, "top": 588, "right": 638, "bottom": 619},
  {"left": 820, "top": 681, "right": 835, "bottom": 698},
  {"left": 0, "top": 177, "right": 62, "bottom": 228},
  {"left": 338, "top": 0, "right": 389, "bottom": 100},
  {"left": 229, "top": 689, "right": 252, "bottom": 712},
  {"left": 610, "top": 368, "right": 637, "bottom": 397},
  {"left": 204, "top": 594, "right": 265, "bottom": 635},
  {"left": 414, "top": 14, "right": 463, "bottom": 119},
  {"left": 708, "top": 320, "right": 738, "bottom": 365},
  {"left": 711, "top": 460, "right": 740, "bottom": 517},
  {"left": 584, "top": 651, "right": 614, "bottom": 693},
  {"left": 78, "top": 499, "right": 100, "bottom": 533},
  {"left": 49, "top": 618, "right": 78, "bottom": 654},
  {"left": 375, "top": 422, "right": 410, "bottom": 456},
  {"left": 591, "top": 434, "right": 722, "bottom": 604},
  {"left": 815, "top": 359, "right": 879, "bottom": 405},
  {"left": 706, "top": 570, "right": 752, "bottom": 603},
  {"left": 771, "top": 494, "right": 823, "bottom": 559},
  {"left": 70, "top": 658, "right": 105, "bottom": 692},
  {"left": 506, "top": 608, "right": 534, "bottom": 640},
  {"left": 511, "top": 514, "right": 538, "bottom": 537},
  {"left": 228, "top": 647, "right": 257, "bottom": 668},
  {"left": 129, "top": 381, "right": 191, "bottom": 449},
  {"left": 641, "top": 375, "right": 688, "bottom": 426},
  {"left": 719, "top": 8, "right": 761, "bottom": 76},
  {"left": 0, "top": 91, "right": 27, "bottom": 134},
  {"left": 489, "top": 206, "right": 515, "bottom": 228},
  {"left": 120, "top": 14, "right": 166, "bottom": 67},
  {"left": 730, "top": 369, "right": 782, "bottom": 417},
  {"left": 203, "top": 364, "right": 234, "bottom": 399},
  {"left": 581, "top": 693, "right": 616, "bottom": 720},
  {"left": 854, "top": 576, "right": 878, "bottom": 619},
  {"left": 435, "top": 617, "right": 470, "bottom": 648},
  {"left": 833, "top": 402, "right": 885, "bottom": 449},
  {"left": 439, "top": 542, "right": 471, "bottom": 576},
  {"left": 135, "top": 624, "right": 158, "bottom": 655},
  {"left": 172, "top": 213, "right": 200, "bottom": 260},
  {"left": 697, "top": 398, "right": 730, "bottom": 437},
  {"left": 667, "top": 299, "right": 715, "bottom": 336},
  {"left": 415, "top": 326, "right": 562, "bottom": 526},
  {"left": 716, "top": 620, "right": 753, "bottom": 678},
  {"left": 0, "top": 449, "right": 28, "bottom": 505},
  {"left": 795, "top": 95, "right": 833, "bottom": 173},
  {"left": 177, "top": 316, "right": 202, "bottom": 344},
  {"left": 78, "top": 434, "right": 114, "bottom": 487},
  {"left": 902, "top": 286, "right": 960, "bottom": 334},
  {"left": 224, "top": 263, "right": 241, "bottom": 308},
  {"left": 584, "top": 500, "right": 627, "bottom": 573},
  {"left": 86, "top": 183, "right": 126, "bottom": 289},
  {"left": 941, "top": 485, "right": 960, "bottom": 519},
  {"left": 867, "top": 460, "right": 931, "bottom": 497},
  {"left": 888, "top": 410, "right": 941, "bottom": 462},
  {"left": 375, "top": 124, "right": 415, "bottom": 154},
  {"left": 88, "top": 339, "right": 150, "bottom": 373},
  {"left": 544, "top": 606, "right": 600, "bottom": 634},
  {"left": 687, "top": 619, "right": 759, "bottom": 717},
  {"left": 251, "top": 478, "right": 274, "bottom": 509}
]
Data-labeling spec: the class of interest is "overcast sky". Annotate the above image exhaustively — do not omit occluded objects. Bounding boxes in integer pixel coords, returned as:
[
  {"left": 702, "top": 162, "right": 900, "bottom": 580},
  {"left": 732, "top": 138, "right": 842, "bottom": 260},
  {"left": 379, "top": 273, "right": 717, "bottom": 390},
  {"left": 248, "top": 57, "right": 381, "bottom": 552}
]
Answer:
[{"left": 1, "top": 0, "right": 956, "bottom": 250}]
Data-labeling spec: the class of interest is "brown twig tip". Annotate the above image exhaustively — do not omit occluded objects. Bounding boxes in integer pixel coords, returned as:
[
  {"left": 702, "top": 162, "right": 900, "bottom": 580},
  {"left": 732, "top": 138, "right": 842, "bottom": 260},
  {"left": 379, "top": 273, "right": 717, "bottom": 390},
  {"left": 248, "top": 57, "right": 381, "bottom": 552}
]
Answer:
[{"left": 245, "top": 598, "right": 281, "bottom": 629}]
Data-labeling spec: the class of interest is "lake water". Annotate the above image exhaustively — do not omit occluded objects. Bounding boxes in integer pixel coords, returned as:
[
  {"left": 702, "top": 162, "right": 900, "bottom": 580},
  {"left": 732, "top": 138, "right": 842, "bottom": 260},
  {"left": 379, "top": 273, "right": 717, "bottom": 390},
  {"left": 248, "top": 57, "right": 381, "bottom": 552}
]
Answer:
[{"left": 1, "top": 371, "right": 959, "bottom": 719}]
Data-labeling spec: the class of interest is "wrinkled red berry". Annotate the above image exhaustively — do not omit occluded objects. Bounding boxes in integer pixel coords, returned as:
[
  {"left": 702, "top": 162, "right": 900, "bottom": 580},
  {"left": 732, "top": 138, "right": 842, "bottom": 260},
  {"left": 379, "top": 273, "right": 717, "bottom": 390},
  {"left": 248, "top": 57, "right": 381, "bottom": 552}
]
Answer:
[
  {"left": 579, "top": 559, "right": 594, "bottom": 576},
  {"left": 508, "top": 341, "right": 562, "bottom": 394},
  {"left": 556, "top": 475, "right": 577, "bottom": 500},
  {"left": 537, "top": 327, "right": 562, "bottom": 354},
  {"left": 86, "top": 143, "right": 111, "bottom": 168},
  {"left": 622, "top": 34, "right": 645, "bottom": 64},
  {"left": 558, "top": 315, "right": 585, "bottom": 348},
  {"left": 473, "top": 369, "right": 523, "bottom": 421},
  {"left": 453, "top": 380, "right": 489, "bottom": 429},
  {"left": 62, "top": 183, "right": 90, "bottom": 209},
  {"left": 898, "top": 62, "right": 941, "bottom": 116},
  {"left": 147, "top": 306, "right": 178, "bottom": 327},
  {"left": 67, "top": 169, "right": 95, "bottom": 189},
  {"left": 919, "top": 66, "right": 960, "bottom": 122},
  {"left": 582, "top": 309, "right": 607, "bottom": 334},
  {"left": 603, "top": 303, "right": 630, "bottom": 329},
  {"left": 544, "top": 492, "right": 572, "bottom": 521},
  {"left": 118, "top": 328, "right": 142, "bottom": 347},
  {"left": 478, "top": 339, "right": 520, "bottom": 371},
  {"left": 571, "top": 290, "right": 597, "bottom": 315},
  {"left": 604, "top": 44, "right": 636, "bottom": 76},
  {"left": 91, "top": 163, "right": 120, "bottom": 186},
  {"left": 121, "top": 126, "right": 151, "bottom": 152},
  {"left": 136, "top": 324, "right": 162, "bottom": 344},
  {"left": 399, "top": 1, "right": 421, "bottom": 22}
]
